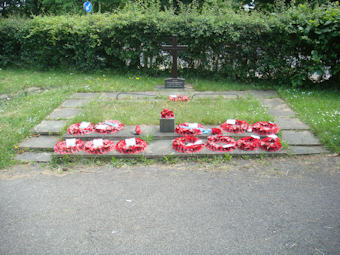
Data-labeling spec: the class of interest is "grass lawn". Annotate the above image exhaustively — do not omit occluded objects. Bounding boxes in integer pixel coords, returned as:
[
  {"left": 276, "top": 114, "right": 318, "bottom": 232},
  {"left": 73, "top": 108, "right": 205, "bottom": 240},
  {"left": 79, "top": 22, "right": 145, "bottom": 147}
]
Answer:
[
  {"left": 69, "top": 96, "right": 272, "bottom": 126},
  {"left": 0, "top": 68, "right": 339, "bottom": 168},
  {"left": 278, "top": 88, "right": 340, "bottom": 153}
]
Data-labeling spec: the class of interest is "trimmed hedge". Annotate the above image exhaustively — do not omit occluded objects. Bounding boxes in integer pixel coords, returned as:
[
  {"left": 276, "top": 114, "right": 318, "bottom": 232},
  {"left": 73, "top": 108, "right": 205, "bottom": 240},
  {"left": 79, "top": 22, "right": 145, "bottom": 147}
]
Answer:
[{"left": 0, "top": 4, "right": 339, "bottom": 86}]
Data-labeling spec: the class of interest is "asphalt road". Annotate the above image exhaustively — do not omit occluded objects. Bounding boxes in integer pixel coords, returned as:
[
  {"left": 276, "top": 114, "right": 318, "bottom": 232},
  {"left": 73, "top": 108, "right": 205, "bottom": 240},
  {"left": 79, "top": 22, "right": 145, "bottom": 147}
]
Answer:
[{"left": 0, "top": 155, "right": 339, "bottom": 255}]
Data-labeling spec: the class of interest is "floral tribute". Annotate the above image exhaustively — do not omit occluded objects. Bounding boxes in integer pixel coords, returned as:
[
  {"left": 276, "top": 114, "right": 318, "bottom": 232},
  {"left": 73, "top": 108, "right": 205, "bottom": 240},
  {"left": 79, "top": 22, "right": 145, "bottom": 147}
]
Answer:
[
  {"left": 220, "top": 119, "right": 250, "bottom": 133},
  {"left": 211, "top": 128, "right": 222, "bottom": 135},
  {"left": 172, "top": 136, "right": 204, "bottom": 153},
  {"left": 115, "top": 138, "right": 147, "bottom": 154},
  {"left": 260, "top": 136, "right": 282, "bottom": 151},
  {"left": 135, "top": 125, "right": 141, "bottom": 135},
  {"left": 54, "top": 139, "right": 85, "bottom": 154},
  {"left": 206, "top": 135, "right": 237, "bottom": 152},
  {"left": 84, "top": 139, "right": 115, "bottom": 154},
  {"left": 67, "top": 122, "right": 95, "bottom": 135},
  {"left": 236, "top": 136, "right": 261, "bottom": 151},
  {"left": 168, "top": 95, "right": 190, "bottom": 102},
  {"left": 161, "top": 108, "right": 174, "bottom": 119},
  {"left": 175, "top": 123, "right": 205, "bottom": 136},
  {"left": 252, "top": 121, "right": 280, "bottom": 135},
  {"left": 94, "top": 120, "right": 124, "bottom": 134}
]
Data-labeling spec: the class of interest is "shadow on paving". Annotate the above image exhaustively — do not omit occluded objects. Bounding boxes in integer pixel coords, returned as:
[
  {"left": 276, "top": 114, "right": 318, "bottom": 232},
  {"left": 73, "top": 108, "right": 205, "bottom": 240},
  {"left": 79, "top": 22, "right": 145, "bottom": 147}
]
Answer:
[{"left": 0, "top": 155, "right": 339, "bottom": 254}]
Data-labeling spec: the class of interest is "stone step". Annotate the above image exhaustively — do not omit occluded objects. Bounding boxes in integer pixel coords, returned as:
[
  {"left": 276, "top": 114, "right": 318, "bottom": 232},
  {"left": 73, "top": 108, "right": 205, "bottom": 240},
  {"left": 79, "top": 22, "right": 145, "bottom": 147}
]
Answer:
[
  {"left": 54, "top": 140, "right": 288, "bottom": 159},
  {"left": 46, "top": 108, "right": 80, "bottom": 120},
  {"left": 32, "top": 120, "right": 67, "bottom": 135},
  {"left": 18, "top": 135, "right": 59, "bottom": 151},
  {"left": 274, "top": 117, "right": 310, "bottom": 130},
  {"left": 63, "top": 125, "right": 262, "bottom": 141},
  {"left": 281, "top": 130, "right": 321, "bottom": 146},
  {"left": 15, "top": 145, "right": 327, "bottom": 163},
  {"left": 15, "top": 152, "right": 52, "bottom": 162},
  {"left": 289, "top": 146, "right": 329, "bottom": 155}
]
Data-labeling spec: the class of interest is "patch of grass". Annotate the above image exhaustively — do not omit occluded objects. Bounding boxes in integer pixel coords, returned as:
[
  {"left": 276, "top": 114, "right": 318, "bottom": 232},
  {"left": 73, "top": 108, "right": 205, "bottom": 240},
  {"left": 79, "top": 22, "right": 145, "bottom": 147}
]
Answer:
[
  {"left": 278, "top": 88, "right": 340, "bottom": 153},
  {"left": 162, "top": 153, "right": 178, "bottom": 164},
  {"left": 0, "top": 68, "right": 162, "bottom": 94},
  {"left": 70, "top": 96, "right": 273, "bottom": 126},
  {"left": 0, "top": 88, "right": 71, "bottom": 169}
]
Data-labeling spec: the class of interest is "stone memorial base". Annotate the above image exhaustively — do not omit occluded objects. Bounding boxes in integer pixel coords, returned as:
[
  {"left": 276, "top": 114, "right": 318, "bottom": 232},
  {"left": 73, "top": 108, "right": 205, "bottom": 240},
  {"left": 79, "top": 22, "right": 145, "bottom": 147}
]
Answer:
[
  {"left": 160, "top": 118, "right": 175, "bottom": 132},
  {"left": 165, "top": 78, "right": 185, "bottom": 89},
  {"left": 16, "top": 90, "right": 328, "bottom": 163}
]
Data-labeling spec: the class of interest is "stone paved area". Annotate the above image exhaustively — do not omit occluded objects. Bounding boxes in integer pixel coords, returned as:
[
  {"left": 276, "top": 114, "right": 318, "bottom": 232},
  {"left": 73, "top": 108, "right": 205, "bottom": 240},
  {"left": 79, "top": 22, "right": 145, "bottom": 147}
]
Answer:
[{"left": 18, "top": 90, "right": 327, "bottom": 162}]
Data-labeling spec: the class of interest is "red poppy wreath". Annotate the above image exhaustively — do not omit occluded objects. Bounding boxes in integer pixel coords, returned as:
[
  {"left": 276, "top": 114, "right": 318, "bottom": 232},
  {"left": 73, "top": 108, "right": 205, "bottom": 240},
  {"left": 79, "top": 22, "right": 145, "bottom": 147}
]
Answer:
[
  {"left": 115, "top": 138, "right": 147, "bottom": 154},
  {"left": 220, "top": 119, "right": 250, "bottom": 134},
  {"left": 260, "top": 136, "right": 282, "bottom": 151},
  {"left": 168, "top": 95, "right": 190, "bottom": 102},
  {"left": 172, "top": 136, "right": 204, "bottom": 153},
  {"left": 67, "top": 122, "right": 95, "bottom": 135},
  {"left": 206, "top": 135, "right": 237, "bottom": 152},
  {"left": 252, "top": 121, "right": 280, "bottom": 136},
  {"left": 175, "top": 123, "right": 205, "bottom": 136},
  {"left": 84, "top": 139, "right": 115, "bottom": 154},
  {"left": 54, "top": 139, "right": 85, "bottom": 154},
  {"left": 94, "top": 120, "right": 124, "bottom": 134},
  {"left": 236, "top": 136, "right": 261, "bottom": 151}
]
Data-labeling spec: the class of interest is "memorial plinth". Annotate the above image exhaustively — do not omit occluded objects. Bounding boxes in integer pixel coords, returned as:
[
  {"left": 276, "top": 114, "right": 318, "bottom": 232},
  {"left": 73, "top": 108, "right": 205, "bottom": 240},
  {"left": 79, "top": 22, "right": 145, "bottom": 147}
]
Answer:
[
  {"left": 165, "top": 78, "right": 185, "bottom": 89},
  {"left": 160, "top": 118, "right": 175, "bottom": 132}
]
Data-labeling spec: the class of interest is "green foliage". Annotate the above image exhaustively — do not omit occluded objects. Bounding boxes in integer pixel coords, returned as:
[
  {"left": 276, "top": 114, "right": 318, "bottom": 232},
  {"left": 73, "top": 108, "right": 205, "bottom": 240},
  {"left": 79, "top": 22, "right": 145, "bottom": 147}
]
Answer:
[{"left": 0, "top": 2, "right": 339, "bottom": 87}]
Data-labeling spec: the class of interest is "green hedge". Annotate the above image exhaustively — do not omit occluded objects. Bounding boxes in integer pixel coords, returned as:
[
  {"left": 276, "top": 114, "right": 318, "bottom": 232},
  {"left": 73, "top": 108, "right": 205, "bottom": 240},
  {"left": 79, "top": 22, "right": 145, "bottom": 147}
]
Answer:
[{"left": 0, "top": 4, "right": 339, "bottom": 86}]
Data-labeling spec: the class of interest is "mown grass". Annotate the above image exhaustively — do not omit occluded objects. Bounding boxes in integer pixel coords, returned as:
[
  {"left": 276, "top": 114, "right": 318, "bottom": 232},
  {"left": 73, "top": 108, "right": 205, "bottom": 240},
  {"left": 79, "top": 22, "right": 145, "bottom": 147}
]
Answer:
[
  {"left": 68, "top": 96, "right": 273, "bottom": 126},
  {"left": 278, "top": 88, "right": 340, "bottom": 153},
  {"left": 0, "top": 68, "right": 162, "bottom": 94},
  {"left": 0, "top": 88, "right": 71, "bottom": 169}
]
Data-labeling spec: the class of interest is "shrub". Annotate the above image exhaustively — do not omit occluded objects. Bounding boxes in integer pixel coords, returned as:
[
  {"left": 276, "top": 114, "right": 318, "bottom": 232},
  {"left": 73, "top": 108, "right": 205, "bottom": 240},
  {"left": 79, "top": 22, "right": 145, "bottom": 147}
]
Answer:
[{"left": 0, "top": 2, "right": 339, "bottom": 87}]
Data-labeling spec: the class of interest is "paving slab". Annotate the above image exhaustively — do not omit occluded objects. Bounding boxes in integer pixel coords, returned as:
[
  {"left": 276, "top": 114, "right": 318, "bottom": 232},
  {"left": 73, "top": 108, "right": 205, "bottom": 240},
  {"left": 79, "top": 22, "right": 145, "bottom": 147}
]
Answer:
[
  {"left": 191, "top": 94, "right": 238, "bottom": 99},
  {"left": 69, "top": 92, "right": 99, "bottom": 99},
  {"left": 46, "top": 108, "right": 80, "bottom": 120},
  {"left": 19, "top": 136, "right": 59, "bottom": 151},
  {"left": 282, "top": 130, "right": 321, "bottom": 146},
  {"left": 289, "top": 146, "right": 329, "bottom": 155},
  {"left": 275, "top": 117, "right": 309, "bottom": 130},
  {"left": 250, "top": 90, "right": 278, "bottom": 98},
  {"left": 262, "top": 98, "right": 287, "bottom": 107},
  {"left": 116, "top": 92, "right": 158, "bottom": 99},
  {"left": 99, "top": 92, "right": 118, "bottom": 99},
  {"left": 15, "top": 152, "right": 52, "bottom": 162},
  {"left": 33, "top": 120, "right": 67, "bottom": 135},
  {"left": 268, "top": 109, "right": 296, "bottom": 117},
  {"left": 60, "top": 99, "right": 90, "bottom": 108}
]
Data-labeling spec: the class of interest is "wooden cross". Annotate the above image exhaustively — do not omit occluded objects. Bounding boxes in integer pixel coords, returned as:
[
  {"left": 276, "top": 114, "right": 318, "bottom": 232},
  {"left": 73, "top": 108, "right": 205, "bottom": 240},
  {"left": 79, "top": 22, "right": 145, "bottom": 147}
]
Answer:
[{"left": 161, "top": 35, "right": 188, "bottom": 78}]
